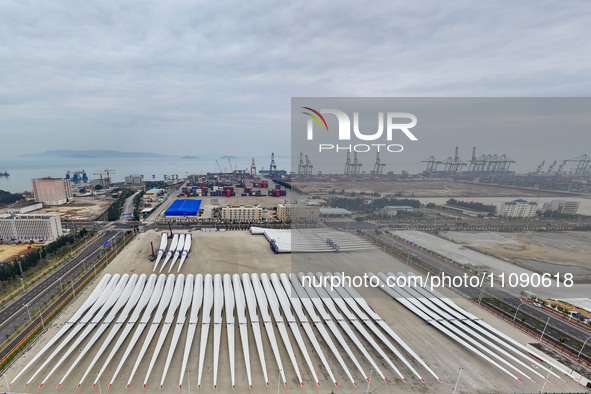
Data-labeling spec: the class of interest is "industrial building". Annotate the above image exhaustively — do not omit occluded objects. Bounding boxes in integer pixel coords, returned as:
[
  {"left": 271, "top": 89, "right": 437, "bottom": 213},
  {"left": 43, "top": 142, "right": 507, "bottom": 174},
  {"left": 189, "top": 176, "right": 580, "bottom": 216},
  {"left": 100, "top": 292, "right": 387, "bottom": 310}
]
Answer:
[
  {"left": 31, "top": 177, "right": 73, "bottom": 206},
  {"left": 124, "top": 174, "right": 144, "bottom": 185},
  {"left": 542, "top": 200, "right": 580, "bottom": 215},
  {"left": 0, "top": 213, "right": 63, "bottom": 242},
  {"left": 220, "top": 205, "right": 263, "bottom": 221},
  {"left": 319, "top": 207, "right": 352, "bottom": 217},
  {"left": 164, "top": 199, "right": 202, "bottom": 216},
  {"left": 277, "top": 204, "right": 320, "bottom": 222},
  {"left": 144, "top": 188, "right": 164, "bottom": 202},
  {"left": 497, "top": 199, "right": 538, "bottom": 217},
  {"left": 381, "top": 206, "right": 414, "bottom": 216},
  {"left": 6, "top": 202, "right": 43, "bottom": 214}
]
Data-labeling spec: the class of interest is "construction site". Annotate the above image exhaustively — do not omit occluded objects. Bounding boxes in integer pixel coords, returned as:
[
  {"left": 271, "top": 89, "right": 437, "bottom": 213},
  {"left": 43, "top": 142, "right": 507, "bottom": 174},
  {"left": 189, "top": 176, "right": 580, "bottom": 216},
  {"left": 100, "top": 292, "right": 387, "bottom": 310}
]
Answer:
[{"left": 2, "top": 229, "right": 587, "bottom": 393}]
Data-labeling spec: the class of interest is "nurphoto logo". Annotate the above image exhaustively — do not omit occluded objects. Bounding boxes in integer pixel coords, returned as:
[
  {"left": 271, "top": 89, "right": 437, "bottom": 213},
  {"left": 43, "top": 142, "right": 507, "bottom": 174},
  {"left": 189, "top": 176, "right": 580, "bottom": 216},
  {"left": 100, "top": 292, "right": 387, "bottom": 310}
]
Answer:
[{"left": 302, "top": 107, "right": 418, "bottom": 153}]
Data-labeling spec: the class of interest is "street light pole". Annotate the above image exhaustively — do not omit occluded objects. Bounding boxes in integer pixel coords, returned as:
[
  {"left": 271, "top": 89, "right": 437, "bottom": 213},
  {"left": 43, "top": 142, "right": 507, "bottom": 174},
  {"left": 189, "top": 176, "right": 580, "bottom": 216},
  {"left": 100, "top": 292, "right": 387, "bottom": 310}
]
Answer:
[
  {"left": 539, "top": 366, "right": 552, "bottom": 393},
  {"left": 540, "top": 317, "right": 551, "bottom": 341},
  {"left": 20, "top": 278, "right": 25, "bottom": 293},
  {"left": 25, "top": 303, "right": 32, "bottom": 322},
  {"left": 453, "top": 368, "right": 463, "bottom": 394},
  {"left": 187, "top": 370, "right": 190, "bottom": 394},
  {"left": 38, "top": 306, "right": 45, "bottom": 331},
  {"left": 477, "top": 273, "right": 486, "bottom": 307},
  {"left": 97, "top": 372, "right": 102, "bottom": 394},
  {"left": 513, "top": 301, "right": 526, "bottom": 321},
  {"left": 366, "top": 367, "right": 374, "bottom": 394},
  {"left": 578, "top": 336, "right": 591, "bottom": 358}
]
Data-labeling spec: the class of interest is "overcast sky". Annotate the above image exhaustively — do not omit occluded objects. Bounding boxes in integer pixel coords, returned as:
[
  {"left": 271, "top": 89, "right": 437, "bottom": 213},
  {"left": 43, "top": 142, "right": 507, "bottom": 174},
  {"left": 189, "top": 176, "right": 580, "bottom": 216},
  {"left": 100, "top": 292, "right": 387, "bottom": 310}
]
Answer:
[{"left": 1, "top": 1, "right": 590, "bottom": 158}]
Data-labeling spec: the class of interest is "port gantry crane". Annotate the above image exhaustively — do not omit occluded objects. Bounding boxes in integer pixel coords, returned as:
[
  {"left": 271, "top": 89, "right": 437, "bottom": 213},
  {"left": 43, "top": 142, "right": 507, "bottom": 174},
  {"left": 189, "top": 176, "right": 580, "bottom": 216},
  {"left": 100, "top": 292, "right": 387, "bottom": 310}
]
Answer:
[
  {"left": 352, "top": 152, "right": 362, "bottom": 174},
  {"left": 104, "top": 169, "right": 115, "bottom": 187},
  {"left": 250, "top": 158, "right": 257, "bottom": 176},
  {"left": 344, "top": 152, "right": 352, "bottom": 175},
  {"left": 562, "top": 154, "right": 591, "bottom": 174},
  {"left": 269, "top": 153, "right": 277, "bottom": 174},
  {"left": 373, "top": 151, "right": 386, "bottom": 174},
  {"left": 534, "top": 160, "right": 545, "bottom": 174}
]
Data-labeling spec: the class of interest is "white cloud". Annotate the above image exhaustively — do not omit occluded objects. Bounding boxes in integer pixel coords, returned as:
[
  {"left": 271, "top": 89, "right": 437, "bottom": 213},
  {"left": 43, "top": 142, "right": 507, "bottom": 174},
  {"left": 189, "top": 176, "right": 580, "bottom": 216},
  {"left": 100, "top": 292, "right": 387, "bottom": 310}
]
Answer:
[{"left": 0, "top": 0, "right": 590, "bottom": 156}]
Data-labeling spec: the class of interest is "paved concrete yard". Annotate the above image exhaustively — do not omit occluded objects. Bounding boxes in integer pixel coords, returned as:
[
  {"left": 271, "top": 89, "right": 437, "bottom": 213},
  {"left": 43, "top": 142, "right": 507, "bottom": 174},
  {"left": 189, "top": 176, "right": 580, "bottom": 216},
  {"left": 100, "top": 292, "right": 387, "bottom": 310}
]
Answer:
[{"left": 3, "top": 230, "right": 587, "bottom": 393}]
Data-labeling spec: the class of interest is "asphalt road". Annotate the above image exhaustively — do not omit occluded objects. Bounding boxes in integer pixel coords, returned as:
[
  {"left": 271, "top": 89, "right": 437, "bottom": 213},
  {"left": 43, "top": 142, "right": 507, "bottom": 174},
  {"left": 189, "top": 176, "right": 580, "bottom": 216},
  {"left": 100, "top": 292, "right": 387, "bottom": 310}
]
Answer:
[
  {"left": 120, "top": 192, "right": 138, "bottom": 221},
  {"left": 365, "top": 231, "right": 591, "bottom": 362},
  {"left": 0, "top": 230, "right": 121, "bottom": 343}
]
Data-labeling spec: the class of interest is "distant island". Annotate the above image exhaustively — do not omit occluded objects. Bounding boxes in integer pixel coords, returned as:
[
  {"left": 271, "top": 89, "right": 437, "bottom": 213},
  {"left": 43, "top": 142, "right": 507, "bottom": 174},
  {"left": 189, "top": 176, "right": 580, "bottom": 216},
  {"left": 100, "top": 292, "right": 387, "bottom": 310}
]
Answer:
[
  {"left": 23, "top": 150, "right": 171, "bottom": 159},
  {"left": 181, "top": 155, "right": 200, "bottom": 159},
  {"left": 220, "top": 155, "right": 238, "bottom": 159}
]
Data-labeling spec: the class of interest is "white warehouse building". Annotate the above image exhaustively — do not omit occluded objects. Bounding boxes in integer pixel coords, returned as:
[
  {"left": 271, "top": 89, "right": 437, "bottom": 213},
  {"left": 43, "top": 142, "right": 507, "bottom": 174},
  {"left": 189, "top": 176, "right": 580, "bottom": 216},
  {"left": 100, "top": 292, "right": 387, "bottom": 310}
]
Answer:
[
  {"left": 497, "top": 199, "right": 538, "bottom": 217},
  {"left": 0, "top": 213, "right": 63, "bottom": 242}
]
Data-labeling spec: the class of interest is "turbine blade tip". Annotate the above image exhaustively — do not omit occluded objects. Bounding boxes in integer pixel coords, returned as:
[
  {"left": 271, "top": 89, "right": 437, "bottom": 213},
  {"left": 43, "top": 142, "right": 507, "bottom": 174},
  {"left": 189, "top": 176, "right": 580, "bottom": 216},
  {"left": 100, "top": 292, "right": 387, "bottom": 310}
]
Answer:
[
  {"left": 24, "top": 384, "right": 29, "bottom": 388},
  {"left": 39, "top": 383, "right": 44, "bottom": 387},
  {"left": 232, "top": 385, "right": 235, "bottom": 389},
  {"left": 385, "top": 378, "right": 388, "bottom": 383},
  {"left": 266, "top": 382, "right": 269, "bottom": 386},
  {"left": 179, "top": 385, "right": 182, "bottom": 389},
  {"left": 518, "top": 379, "right": 523, "bottom": 383},
  {"left": 438, "top": 378, "right": 442, "bottom": 382},
  {"left": 214, "top": 385, "right": 216, "bottom": 389},
  {"left": 421, "top": 379, "right": 425, "bottom": 382},
  {"left": 249, "top": 385, "right": 252, "bottom": 389},
  {"left": 353, "top": 382, "right": 357, "bottom": 387},
  {"left": 109, "top": 384, "right": 112, "bottom": 388},
  {"left": 143, "top": 384, "right": 146, "bottom": 388},
  {"left": 126, "top": 384, "right": 130, "bottom": 389},
  {"left": 284, "top": 382, "right": 287, "bottom": 386},
  {"left": 366, "top": 378, "right": 370, "bottom": 382},
  {"left": 160, "top": 385, "right": 163, "bottom": 389},
  {"left": 57, "top": 384, "right": 61, "bottom": 388}
]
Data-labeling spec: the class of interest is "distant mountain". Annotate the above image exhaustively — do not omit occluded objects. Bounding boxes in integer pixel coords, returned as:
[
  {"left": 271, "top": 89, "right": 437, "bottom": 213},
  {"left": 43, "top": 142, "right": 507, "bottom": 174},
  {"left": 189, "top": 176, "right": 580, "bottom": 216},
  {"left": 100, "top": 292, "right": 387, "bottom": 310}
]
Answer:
[
  {"left": 23, "top": 150, "right": 171, "bottom": 159},
  {"left": 181, "top": 155, "right": 200, "bottom": 159},
  {"left": 220, "top": 155, "right": 238, "bottom": 159}
]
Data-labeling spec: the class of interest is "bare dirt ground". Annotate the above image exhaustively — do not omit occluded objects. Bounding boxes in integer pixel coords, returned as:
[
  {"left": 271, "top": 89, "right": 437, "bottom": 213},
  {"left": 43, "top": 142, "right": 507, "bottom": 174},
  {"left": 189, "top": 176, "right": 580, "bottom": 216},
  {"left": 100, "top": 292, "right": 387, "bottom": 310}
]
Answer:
[
  {"left": 295, "top": 180, "right": 568, "bottom": 198},
  {"left": 0, "top": 242, "right": 41, "bottom": 261},
  {"left": 3, "top": 230, "right": 586, "bottom": 394},
  {"left": 36, "top": 197, "right": 113, "bottom": 220},
  {"left": 438, "top": 231, "right": 591, "bottom": 282}
]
